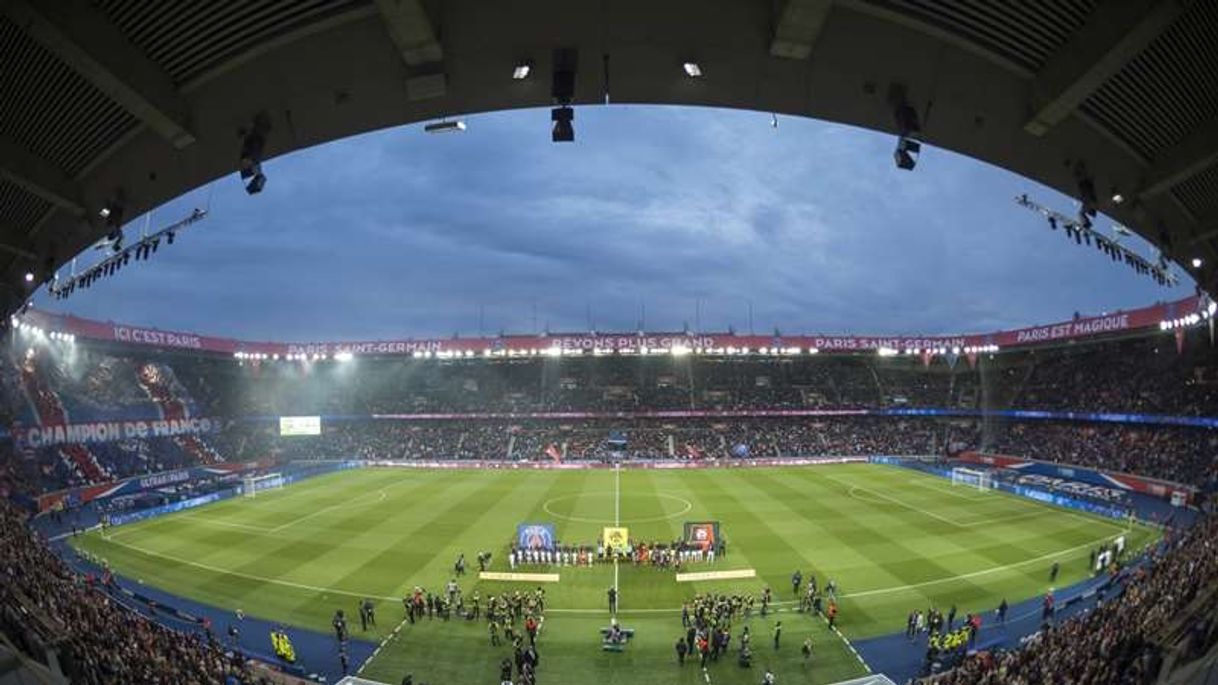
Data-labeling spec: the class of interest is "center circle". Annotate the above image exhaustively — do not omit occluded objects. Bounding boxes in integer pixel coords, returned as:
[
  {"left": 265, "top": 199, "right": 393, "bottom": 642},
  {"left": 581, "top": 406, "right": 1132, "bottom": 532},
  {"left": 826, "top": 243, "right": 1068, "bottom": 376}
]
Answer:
[{"left": 542, "top": 492, "right": 693, "bottom": 524}]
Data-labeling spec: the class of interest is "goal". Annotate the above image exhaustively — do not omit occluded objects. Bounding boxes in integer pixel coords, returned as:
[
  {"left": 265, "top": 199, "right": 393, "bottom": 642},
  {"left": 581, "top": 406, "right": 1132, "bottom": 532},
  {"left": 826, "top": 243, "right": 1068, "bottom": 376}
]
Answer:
[
  {"left": 950, "top": 467, "right": 993, "bottom": 492},
  {"left": 243, "top": 472, "right": 285, "bottom": 498}
]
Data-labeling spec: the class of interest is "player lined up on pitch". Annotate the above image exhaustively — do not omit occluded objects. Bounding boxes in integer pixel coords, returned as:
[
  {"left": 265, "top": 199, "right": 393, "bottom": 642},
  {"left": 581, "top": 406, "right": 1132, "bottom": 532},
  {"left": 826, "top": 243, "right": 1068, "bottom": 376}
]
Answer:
[{"left": 507, "top": 537, "right": 726, "bottom": 569}]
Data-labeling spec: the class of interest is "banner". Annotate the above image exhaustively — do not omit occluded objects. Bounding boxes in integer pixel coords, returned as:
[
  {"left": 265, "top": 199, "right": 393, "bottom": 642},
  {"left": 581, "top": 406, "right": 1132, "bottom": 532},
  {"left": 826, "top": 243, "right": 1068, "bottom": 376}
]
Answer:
[
  {"left": 1013, "top": 473, "right": 1128, "bottom": 503},
  {"left": 17, "top": 296, "right": 1199, "bottom": 358},
  {"left": 683, "top": 521, "right": 721, "bottom": 551},
  {"left": 14, "top": 417, "right": 218, "bottom": 448},
  {"left": 998, "top": 483, "right": 1129, "bottom": 520},
  {"left": 36, "top": 463, "right": 252, "bottom": 512},
  {"left": 602, "top": 526, "right": 629, "bottom": 553},
  {"left": 957, "top": 452, "right": 1195, "bottom": 502},
  {"left": 108, "top": 491, "right": 227, "bottom": 526},
  {"left": 516, "top": 523, "right": 557, "bottom": 551}
]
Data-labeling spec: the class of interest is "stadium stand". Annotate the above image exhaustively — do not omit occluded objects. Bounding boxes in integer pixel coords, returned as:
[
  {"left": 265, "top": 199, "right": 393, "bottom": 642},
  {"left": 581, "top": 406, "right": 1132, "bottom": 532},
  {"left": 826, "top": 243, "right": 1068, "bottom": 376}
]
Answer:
[
  {"left": 0, "top": 322, "right": 1215, "bottom": 684},
  {"left": 2, "top": 327, "right": 1217, "bottom": 493},
  {"left": 918, "top": 499, "right": 1218, "bottom": 685},
  {"left": 0, "top": 498, "right": 281, "bottom": 684}
]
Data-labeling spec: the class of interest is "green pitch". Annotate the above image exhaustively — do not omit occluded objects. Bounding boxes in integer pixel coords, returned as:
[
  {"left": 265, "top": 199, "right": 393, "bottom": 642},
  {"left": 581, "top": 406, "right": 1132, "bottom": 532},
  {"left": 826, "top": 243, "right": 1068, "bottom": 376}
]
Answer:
[{"left": 71, "top": 464, "right": 1156, "bottom": 685}]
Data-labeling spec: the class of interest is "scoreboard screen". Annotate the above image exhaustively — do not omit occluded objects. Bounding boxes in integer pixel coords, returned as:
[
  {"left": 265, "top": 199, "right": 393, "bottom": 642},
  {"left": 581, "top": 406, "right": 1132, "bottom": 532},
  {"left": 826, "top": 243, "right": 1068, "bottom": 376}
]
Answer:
[{"left": 278, "top": 416, "right": 321, "bottom": 436}]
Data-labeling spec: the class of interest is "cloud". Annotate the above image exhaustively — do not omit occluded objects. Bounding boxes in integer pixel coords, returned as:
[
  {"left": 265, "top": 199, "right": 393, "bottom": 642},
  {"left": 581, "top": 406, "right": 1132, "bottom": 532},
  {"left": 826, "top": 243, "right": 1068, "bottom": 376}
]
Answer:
[{"left": 38, "top": 106, "right": 1189, "bottom": 341}]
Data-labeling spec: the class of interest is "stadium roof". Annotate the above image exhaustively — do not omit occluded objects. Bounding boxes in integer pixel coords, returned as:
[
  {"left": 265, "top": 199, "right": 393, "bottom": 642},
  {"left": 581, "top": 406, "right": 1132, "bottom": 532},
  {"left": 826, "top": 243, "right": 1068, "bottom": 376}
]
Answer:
[{"left": 2, "top": 0, "right": 1217, "bottom": 313}]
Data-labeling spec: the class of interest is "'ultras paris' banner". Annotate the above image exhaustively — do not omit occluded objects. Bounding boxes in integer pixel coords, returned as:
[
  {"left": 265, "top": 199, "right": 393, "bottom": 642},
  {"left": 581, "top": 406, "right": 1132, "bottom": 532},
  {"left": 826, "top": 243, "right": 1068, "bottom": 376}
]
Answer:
[
  {"left": 17, "top": 296, "right": 1199, "bottom": 358},
  {"left": 603, "top": 527, "right": 630, "bottom": 552},
  {"left": 517, "top": 523, "right": 557, "bottom": 551},
  {"left": 14, "top": 417, "right": 217, "bottom": 448}
]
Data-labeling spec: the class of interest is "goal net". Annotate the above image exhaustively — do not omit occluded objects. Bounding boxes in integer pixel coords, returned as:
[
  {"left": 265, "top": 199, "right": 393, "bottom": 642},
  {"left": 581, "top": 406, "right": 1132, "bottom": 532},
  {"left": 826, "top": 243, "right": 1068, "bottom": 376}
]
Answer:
[
  {"left": 243, "top": 472, "right": 285, "bottom": 498},
  {"left": 950, "top": 467, "right": 993, "bottom": 492}
]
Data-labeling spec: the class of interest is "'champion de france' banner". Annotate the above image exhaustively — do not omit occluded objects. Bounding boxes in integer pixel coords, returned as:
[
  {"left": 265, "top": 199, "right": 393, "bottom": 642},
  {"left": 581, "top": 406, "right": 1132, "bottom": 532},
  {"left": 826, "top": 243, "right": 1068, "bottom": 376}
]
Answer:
[{"left": 15, "top": 417, "right": 217, "bottom": 448}]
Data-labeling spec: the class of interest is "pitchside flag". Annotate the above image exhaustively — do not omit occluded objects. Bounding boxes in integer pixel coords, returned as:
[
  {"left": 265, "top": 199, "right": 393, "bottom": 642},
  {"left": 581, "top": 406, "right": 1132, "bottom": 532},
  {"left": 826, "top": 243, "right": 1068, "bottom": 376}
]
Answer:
[
  {"left": 603, "top": 526, "right": 629, "bottom": 553},
  {"left": 517, "top": 523, "right": 557, "bottom": 550},
  {"left": 683, "top": 521, "right": 721, "bottom": 551}
]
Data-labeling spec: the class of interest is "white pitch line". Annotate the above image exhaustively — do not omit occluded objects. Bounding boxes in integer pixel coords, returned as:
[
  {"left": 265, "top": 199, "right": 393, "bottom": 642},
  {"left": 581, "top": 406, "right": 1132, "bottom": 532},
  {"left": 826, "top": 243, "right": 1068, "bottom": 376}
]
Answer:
[
  {"left": 173, "top": 513, "right": 277, "bottom": 533},
  {"left": 614, "top": 463, "right": 621, "bottom": 526},
  {"left": 269, "top": 485, "right": 393, "bottom": 534},
  {"left": 842, "top": 527, "right": 1130, "bottom": 599},
  {"left": 845, "top": 484, "right": 961, "bottom": 527},
  {"left": 905, "top": 477, "right": 994, "bottom": 502},
  {"left": 613, "top": 462, "right": 620, "bottom": 612},
  {"left": 955, "top": 508, "right": 1055, "bottom": 529},
  {"left": 359, "top": 614, "right": 411, "bottom": 676},
  {"left": 98, "top": 535, "right": 402, "bottom": 601}
]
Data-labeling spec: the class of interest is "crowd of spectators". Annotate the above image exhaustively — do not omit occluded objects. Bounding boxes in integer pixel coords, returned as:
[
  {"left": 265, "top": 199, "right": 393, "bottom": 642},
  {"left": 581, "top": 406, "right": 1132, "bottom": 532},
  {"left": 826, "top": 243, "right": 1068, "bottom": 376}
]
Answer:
[
  {"left": 1013, "top": 337, "right": 1218, "bottom": 416},
  {"left": 8, "top": 327, "right": 1218, "bottom": 422},
  {"left": 0, "top": 498, "right": 275, "bottom": 683},
  {"left": 3, "top": 409, "right": 1213, "bottom": 495},
  {"left": 3, "top": 329, "right": 1218, "bottom": 494},
  {"left": 920, "top": 502, "right": 1218, "bottom": 685},
  {"left": 982, "top": 422, "right": 1217, "bottom": 487},
  {"left": 239, "top": 417, "right": 944, "bottom": 462}
]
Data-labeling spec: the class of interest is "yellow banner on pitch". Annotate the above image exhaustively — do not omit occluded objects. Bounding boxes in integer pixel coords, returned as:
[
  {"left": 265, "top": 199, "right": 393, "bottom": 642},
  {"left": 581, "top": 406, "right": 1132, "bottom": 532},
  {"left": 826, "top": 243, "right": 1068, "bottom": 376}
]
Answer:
[{"left": 603, "top": 526, "right": 629, "bottom": 552}]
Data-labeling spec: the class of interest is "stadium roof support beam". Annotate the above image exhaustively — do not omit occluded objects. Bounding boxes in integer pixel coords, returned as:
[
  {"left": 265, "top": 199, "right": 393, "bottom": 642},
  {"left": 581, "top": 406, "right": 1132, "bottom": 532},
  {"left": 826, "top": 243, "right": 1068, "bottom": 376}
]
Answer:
[
  {"left": 1139, "top": 116, "right": 1218, "bottom": 199},
  {"left": 769, "top": 0, "right": 833, "bottom": 60},
  {"left": 0, "top": 0, "right": 195, "bottom": 149},
  {"left": 1023, "top": 0, "right": 1189, "bottom": 137},
  {"left": 1191, "top": 211, "right": 1218, "bottom": 244},
  {"left": 0, "top": 134, "right": 84, "bottom": 215},
  {"left": 373, "top": 0, "right": 443, "bottom": 66}
]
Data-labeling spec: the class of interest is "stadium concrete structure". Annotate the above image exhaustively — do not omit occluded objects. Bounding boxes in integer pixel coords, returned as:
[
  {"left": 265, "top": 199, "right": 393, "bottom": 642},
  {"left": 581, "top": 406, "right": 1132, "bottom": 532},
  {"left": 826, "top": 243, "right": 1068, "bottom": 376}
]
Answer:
[{"left": 1, "top": 0, "right": 1217, "bottom": 311}]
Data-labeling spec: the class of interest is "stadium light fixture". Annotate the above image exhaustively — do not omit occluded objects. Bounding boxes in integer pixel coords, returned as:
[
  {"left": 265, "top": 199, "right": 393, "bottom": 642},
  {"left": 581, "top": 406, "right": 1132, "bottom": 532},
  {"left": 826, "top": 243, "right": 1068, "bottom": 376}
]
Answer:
[
  {"left": 512, "top": 62, "right": 532, "bottom": 80},
  {"left": 238, "top": 113, "right": 271, "bottom": 195},
  {"left": 1111, "top": 192, "right": 1124, "bottom": 204},
  {"left": 551, "top": 48, "right": 577, "bottom": 142},
  {"left": 334, "top": 351, "right": 354, "bottom": 361},
  {"left": 894, "top": 138, "right": 920, "bottom": 170},
  {"left": 551, "top": 107, "right": 574, "bottom": 142},
  {"left": 23, "top": 272, "right": 34, "bottom": 283},
  {"left": 1191, "top": 257, "right": 1203, "bottom": 268},
  {"left": 424, "top": 120, "right": 467, "bottom": 134},
  {"left": 682, "top": 62, "right": 703, "bottom": 78}
]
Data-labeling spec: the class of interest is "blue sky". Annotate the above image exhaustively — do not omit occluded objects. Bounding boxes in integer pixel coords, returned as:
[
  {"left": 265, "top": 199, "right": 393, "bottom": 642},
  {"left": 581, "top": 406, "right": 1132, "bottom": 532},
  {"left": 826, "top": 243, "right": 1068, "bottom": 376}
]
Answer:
[{"left": 37, "top": 106, "right": 1190, "bottom": 342}]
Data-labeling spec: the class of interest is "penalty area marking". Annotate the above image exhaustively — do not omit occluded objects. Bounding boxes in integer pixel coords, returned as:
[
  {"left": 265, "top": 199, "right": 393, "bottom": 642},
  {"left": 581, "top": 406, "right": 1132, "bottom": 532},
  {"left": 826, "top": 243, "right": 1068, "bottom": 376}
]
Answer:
[
  {"left": 480, "top": 572, "right": 560, "bottom": 583},
  {"left": 542, "top": 491, "right": 692, "bottom": 524},
  {"left": 676, "top": 569, "right": 756, "bottom": 583}
]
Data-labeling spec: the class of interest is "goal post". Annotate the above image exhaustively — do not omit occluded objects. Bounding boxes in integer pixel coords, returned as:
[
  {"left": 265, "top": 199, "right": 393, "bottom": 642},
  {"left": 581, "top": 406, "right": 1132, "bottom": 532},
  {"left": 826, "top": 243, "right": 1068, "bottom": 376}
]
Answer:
[
  {"left": 243, "top": 472, "right": 285, "bottom": 498},
  {"left": 950, "top": 466, "right": 993, "bottom": 492}
]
